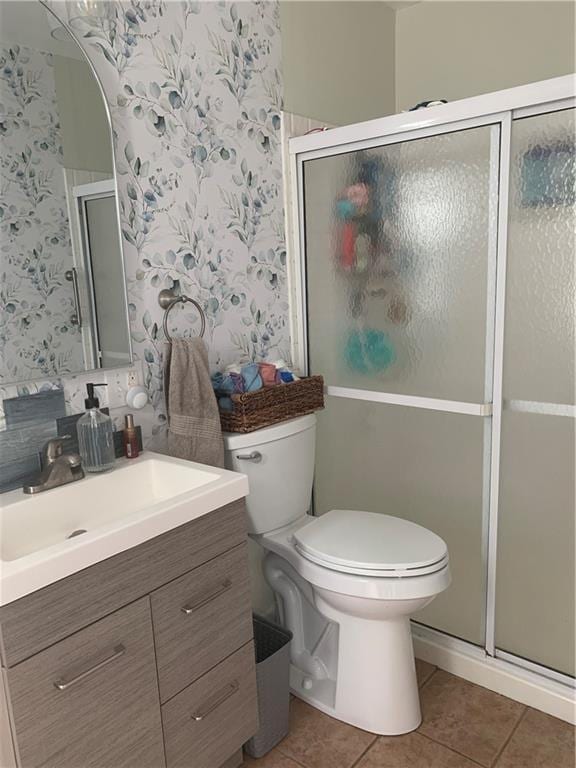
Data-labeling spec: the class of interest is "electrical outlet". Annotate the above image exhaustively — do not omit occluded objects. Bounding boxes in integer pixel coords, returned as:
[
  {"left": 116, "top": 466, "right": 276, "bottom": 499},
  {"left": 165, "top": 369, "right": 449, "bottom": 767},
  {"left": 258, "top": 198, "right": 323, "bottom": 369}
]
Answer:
[
  {"left": 104, "top": 371, "right": 124, "bottom": 409},
  {"left": 126, "top": 370, "right": 139, "bottom": 388}
]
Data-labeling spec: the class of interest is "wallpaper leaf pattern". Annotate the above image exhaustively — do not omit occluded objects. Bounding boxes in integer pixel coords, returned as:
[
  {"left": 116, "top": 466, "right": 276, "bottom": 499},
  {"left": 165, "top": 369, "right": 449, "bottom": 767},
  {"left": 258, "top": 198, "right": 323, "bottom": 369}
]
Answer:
[
  {"left": 0, "top": 43, "right": 84, "bottom": 383},
  {"left": 55, "top": 0, "right": 288, "bottom": 437}
]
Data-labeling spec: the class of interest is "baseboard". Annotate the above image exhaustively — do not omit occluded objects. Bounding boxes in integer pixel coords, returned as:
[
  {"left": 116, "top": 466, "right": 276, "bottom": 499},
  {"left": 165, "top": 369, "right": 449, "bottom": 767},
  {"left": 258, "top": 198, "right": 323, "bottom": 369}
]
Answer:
[{"left": 412, "top": 625, "right": 576, "bottom": 725}]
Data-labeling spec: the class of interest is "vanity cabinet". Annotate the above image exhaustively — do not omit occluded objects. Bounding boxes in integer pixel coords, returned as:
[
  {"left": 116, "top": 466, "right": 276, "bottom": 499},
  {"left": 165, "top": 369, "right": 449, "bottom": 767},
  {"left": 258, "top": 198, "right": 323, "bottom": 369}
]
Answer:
[
  {"left": 6, "top": 598, "right": 164, "bottom": 768},
  {"left": 0, "top": 499, "right": 257, "bottom": 768},
  {"left": 152, "top": 543, "right": 253, "bottom": 703}
]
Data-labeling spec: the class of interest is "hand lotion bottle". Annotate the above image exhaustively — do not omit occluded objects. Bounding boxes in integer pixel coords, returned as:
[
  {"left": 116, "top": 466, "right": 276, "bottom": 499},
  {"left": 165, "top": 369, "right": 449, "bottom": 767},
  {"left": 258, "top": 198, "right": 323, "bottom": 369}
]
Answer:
[{"left": 123, "top": 414, "right": 139, "bottom": 459}]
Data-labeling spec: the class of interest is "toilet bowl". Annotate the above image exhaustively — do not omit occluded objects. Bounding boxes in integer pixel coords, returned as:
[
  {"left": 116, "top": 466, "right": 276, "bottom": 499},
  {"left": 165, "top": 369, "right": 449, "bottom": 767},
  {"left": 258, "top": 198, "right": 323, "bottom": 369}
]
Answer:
[{"left": 224, "top": 414, "right": 450, "bottom": 735}]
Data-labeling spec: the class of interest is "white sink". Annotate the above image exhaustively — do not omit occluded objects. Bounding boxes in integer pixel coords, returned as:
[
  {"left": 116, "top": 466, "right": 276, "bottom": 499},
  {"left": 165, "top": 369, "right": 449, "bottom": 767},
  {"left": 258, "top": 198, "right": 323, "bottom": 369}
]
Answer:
[{"left": 0, "top": 452, "right": 248, "bottom": 606}]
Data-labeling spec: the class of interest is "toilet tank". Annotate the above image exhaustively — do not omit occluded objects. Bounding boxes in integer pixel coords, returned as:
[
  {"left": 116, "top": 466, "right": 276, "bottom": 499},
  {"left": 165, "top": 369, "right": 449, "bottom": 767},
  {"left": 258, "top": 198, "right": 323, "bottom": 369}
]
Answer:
[{"left": 223, "top": 414, "right": 316, "bottom": 534}]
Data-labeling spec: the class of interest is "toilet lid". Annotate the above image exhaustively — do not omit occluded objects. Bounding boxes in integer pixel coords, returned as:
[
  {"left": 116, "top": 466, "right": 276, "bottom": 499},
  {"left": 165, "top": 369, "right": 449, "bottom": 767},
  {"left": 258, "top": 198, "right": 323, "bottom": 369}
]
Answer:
[{"left": 293, "top": 509, "right": 448, "bottom": 575}]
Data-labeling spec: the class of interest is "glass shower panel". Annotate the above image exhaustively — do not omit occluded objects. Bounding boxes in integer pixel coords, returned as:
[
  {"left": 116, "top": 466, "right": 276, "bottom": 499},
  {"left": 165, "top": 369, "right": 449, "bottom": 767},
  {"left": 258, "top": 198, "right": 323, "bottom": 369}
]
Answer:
[
  {"left": 496, "top": 411, "right": 575, "bottom": 675},
  {"left": 314, "top": 397, "right": 486, "bottom": 645},
  {"left": 495, "top": 108, "right": 575, "bottom": 676},
  {"left": 502, "top": 109, "right": 575, "bottom": 405},
  {"left": 304, "top": 124, "right": 498, "bottom": 402}
]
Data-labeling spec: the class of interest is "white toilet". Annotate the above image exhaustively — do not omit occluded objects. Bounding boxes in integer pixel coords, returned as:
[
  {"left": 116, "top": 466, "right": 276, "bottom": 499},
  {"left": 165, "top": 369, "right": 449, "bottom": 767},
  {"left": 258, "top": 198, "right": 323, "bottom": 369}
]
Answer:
[{"left": 223, "top": 414, "right": 450, "bottom": 736}]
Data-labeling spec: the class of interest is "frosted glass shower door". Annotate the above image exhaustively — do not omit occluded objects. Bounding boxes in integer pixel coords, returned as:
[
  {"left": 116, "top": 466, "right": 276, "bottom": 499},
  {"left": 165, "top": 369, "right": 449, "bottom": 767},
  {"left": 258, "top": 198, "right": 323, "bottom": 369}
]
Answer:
[
  {"left": 495, "top": 108, "right": 575, "bottom": 677},
  {"left": 302, "top": 122, "right": 501, "bottom": 644}
]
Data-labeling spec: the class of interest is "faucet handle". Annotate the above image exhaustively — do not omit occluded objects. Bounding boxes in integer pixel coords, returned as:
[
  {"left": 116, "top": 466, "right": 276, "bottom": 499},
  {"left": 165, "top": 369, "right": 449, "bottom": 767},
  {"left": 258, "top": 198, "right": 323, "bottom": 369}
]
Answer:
[
  {"left": 65, "top": 452, "right": 83, "bottom": 470},
  {"left": 43, "top": 437, "right": 68, "bottom": 464}
]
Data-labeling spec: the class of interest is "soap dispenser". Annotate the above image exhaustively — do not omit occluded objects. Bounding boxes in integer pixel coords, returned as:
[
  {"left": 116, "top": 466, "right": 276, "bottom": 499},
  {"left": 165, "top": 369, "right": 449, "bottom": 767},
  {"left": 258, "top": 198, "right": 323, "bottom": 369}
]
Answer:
[{"left": 77, "top": 383, "right": 115, "bottom": 473}]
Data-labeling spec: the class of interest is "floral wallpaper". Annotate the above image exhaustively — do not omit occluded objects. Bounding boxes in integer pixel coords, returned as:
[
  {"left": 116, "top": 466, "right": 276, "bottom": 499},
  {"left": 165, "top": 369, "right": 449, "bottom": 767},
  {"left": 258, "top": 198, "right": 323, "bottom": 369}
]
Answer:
[
  {"left": 0, "top": 42, "right": 84, "bottom": 383},
  {"left": 45, "top": 0, "right": 288, "bottom": 441}
]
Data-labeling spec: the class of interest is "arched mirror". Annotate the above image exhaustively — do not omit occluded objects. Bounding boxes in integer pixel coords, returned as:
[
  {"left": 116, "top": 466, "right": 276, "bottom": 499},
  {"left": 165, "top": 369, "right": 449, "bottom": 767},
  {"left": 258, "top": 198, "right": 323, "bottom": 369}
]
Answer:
[{"left": 0, "top": 1, "right": 131, "bottom": 385}]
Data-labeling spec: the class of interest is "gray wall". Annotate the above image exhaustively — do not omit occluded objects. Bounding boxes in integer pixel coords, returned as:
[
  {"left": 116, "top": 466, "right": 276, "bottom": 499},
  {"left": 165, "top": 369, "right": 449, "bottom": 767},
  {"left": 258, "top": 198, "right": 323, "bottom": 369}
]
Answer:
[
  {"left": 280, "top": 1, "right": 396, "bottom": 125},
  {"left": 395, "top": 1, "right": 575, "bottom": 111},
  {"left": 280, "top": 1, "right": 575, "bottom": 128}
]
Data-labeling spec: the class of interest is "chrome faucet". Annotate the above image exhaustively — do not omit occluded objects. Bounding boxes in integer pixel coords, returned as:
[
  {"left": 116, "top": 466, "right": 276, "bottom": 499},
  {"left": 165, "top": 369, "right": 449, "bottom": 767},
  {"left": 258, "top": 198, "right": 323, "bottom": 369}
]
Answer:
[{"left": 23, "top": 438, "right": 85, "bottom": 495}]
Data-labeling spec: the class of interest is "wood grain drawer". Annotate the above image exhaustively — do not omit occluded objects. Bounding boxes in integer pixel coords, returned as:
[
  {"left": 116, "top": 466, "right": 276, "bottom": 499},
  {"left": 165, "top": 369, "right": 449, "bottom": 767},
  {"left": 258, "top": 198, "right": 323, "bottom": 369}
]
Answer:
[
  {"left": 4, "top": 597, "right": 165, "bottom": 768},
  {"left": 0, "top": 499, "right": 247, "bottom": 667},
  {"left": 152, "top": 543, "right": 253, "bottom": 702},
  {"left": 162, "top": 642, "right": 257, "bottom": 768}
]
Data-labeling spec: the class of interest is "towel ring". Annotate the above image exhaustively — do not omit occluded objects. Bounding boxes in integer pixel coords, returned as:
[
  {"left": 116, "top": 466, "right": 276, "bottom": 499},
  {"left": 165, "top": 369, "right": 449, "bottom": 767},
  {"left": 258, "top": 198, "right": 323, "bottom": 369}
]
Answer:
[{"left": 158, "top": 289, "right": 206, "bottom": 342}]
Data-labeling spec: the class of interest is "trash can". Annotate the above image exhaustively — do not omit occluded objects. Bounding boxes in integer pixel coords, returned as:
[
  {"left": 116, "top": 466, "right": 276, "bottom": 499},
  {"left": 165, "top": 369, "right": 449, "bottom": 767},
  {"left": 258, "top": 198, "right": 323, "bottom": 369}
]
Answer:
[{"left": 244, "top": 615, "right": 293, "bottom": 758}]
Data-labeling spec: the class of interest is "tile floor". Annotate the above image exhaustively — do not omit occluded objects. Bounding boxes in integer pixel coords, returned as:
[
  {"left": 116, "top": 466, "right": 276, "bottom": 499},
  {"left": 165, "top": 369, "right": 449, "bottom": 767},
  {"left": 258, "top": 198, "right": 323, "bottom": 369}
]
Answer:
[{"left": 243, "top": 660, "right": 575, "bottom": 768}]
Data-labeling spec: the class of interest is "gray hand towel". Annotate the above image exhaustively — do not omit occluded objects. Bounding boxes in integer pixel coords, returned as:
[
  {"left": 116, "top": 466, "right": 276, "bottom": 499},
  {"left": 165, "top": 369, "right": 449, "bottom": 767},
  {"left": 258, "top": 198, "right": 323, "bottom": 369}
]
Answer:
[{"left": 164, "top": 337, "right": 225, "bottom": 468}]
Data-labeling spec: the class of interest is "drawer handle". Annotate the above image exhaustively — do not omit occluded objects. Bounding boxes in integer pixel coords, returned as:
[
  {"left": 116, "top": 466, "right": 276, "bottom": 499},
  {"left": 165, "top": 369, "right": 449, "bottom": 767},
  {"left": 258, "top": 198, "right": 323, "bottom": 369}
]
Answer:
[
  {"left": 181, "top": 578, "right": 233, "bottom": 615},
  {"left": 53, "top": 644, "right": 126, "bottom": 691},
  {"left": 191, "top": 680, "right": 240, "bottom": 722}
]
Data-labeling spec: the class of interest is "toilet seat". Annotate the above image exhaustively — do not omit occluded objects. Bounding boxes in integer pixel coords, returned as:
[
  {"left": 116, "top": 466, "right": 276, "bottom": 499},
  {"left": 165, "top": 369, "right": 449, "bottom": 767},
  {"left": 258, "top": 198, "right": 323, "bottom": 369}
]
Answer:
[
  {"left": 293, "top": 509, "right": 449, "bottom": 578},
  {"left": 261, "top": 516, "right": 450, "bottom": 602}
]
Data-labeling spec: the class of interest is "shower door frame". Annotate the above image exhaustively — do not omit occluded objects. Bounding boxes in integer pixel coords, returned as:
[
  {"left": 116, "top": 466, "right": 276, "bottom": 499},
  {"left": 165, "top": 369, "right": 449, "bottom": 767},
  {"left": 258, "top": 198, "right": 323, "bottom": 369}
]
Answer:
[{"left": 288, "top": 76, "right": 576, "bottom": 701}]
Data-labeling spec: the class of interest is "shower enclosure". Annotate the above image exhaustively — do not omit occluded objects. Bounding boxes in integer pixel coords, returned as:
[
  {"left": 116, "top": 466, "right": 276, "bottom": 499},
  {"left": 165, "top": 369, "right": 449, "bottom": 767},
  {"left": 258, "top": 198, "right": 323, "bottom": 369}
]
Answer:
[{"left": 288, "top": 77, "right": 575, "bottom": 703}]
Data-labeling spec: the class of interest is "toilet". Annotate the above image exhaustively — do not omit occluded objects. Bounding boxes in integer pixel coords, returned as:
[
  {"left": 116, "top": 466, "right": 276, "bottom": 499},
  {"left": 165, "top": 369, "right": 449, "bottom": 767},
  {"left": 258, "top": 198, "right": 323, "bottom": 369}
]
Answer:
[{"left": 223, "top": 414, "right": 450, "bottom": 736}]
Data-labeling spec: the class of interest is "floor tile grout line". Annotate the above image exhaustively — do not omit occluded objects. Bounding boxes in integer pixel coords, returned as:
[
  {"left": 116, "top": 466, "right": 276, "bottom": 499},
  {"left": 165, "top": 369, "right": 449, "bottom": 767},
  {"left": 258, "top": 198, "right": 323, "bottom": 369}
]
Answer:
[
  {"left": 418, "top": 667, "right": 438, "bottom": 691},
  {"left": 417, "top": 730, "right": 488, "bottom": 767},
  {"left": 348, "top": 734, "right": 379, "bottom": 768},
  {"left": 489, "top": 705, "right": 529, "bottom": 767},
  {"left": 275, "top": 737, "right": 378, "bottom": 768},
  {"left": 272, "top": 744, "right": 310, "bottom": 768}
]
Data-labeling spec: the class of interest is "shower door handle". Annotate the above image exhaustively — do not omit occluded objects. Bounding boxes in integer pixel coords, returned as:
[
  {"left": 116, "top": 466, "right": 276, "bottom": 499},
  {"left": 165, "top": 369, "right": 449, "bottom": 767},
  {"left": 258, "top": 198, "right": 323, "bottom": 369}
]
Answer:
[{"left": 65, "top": 268, "right": 82, "bottom": 327}]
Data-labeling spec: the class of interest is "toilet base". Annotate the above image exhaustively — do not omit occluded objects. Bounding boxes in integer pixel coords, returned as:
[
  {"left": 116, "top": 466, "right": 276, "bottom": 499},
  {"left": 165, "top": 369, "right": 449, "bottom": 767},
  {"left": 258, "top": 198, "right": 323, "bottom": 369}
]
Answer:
[
  {"left": 290, "top": 667, "right": 421, "bottom": 736},
  {"left": 263, "top": 550, "right": 442, "bottom": 735},
  {"left": 289, "top": 602, "right": 422, "bottom": 736}
]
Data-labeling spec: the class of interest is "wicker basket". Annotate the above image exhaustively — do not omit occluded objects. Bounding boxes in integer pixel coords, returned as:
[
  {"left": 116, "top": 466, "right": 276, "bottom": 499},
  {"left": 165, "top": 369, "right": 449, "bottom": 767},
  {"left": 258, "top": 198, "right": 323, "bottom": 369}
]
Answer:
[{"left": 219, "top": 375, "right": 324, "bottom": 433}]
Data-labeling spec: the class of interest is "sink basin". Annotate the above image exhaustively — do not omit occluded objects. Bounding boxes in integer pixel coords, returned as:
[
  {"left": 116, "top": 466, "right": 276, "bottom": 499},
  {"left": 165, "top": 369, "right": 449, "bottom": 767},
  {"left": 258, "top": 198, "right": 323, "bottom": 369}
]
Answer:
[{"left": 0, "top": 452, "right": 248, "bottom": 605}]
